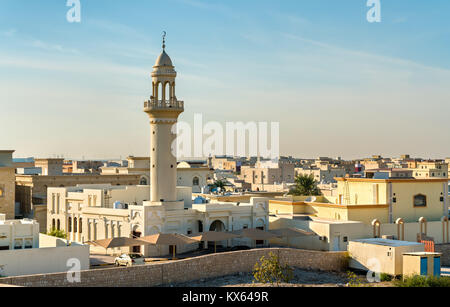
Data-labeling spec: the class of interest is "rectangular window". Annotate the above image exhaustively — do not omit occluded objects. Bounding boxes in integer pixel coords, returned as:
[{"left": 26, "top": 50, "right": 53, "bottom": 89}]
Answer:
[
  {"left": 14, "top": 239, "right": 23, "bottom": 250},
  {"left": 414, "top": 195, "right": 427, "bottom": 207},
  {"left": 24, "top": 238, "right": 33, "bottom": 249}
]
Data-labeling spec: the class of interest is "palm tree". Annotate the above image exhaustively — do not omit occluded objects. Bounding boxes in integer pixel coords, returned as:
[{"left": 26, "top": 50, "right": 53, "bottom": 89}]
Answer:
[
  {"left": 211, "top": 179, "right": 226, "bottom": 190},
  {"left": 289, "top": 174, "right": 321, "bottom": 196}
]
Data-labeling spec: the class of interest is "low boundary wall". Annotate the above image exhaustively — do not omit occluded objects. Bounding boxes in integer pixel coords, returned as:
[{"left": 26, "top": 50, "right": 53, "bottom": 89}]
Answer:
[
  {"left": 0, "top": 248, "right": 347, "bottom": 287},
  {"left": 435, "top": 244, "right": 450, "bottom": 266}
]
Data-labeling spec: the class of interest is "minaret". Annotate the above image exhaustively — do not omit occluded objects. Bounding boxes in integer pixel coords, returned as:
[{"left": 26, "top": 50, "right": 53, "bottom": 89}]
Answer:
[{"left": 144, "top": 33, "right": 184, "bottom": 207}]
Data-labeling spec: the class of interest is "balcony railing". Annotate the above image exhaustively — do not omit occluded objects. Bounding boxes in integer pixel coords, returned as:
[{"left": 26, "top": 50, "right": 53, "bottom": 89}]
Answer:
[{"left": 144, "top": 97, "right": 184, "bottom": 110}]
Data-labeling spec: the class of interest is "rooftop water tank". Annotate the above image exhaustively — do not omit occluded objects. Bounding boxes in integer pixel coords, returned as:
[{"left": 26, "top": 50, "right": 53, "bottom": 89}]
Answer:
[{"left": 113, "top": 201, "right": 123, "bottom": 209}]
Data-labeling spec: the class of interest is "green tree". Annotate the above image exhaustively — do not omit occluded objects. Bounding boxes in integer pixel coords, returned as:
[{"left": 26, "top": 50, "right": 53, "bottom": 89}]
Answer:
[
  {"left": 47, "top": 228, "right": 67, "bottom": 239},
  {"left": 211, "top": 180, "right": 226, "bottom": 190},
  {"left": 289, "top": 174, "right": 321, "bottom": 196},
  {"left": 253, "top": 252, "right": 293, "bottom": 286}
]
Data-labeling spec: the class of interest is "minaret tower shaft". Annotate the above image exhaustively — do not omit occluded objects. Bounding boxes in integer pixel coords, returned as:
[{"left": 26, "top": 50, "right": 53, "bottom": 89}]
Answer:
[{"left": 144, "top": 34, "right": 184, "bottom": 206}]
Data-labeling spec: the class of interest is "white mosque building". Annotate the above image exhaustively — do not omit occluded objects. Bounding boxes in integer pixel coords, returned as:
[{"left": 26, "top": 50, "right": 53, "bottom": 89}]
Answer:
[{"left": 47, "top": 38, "right": 269, "bottom": 257}]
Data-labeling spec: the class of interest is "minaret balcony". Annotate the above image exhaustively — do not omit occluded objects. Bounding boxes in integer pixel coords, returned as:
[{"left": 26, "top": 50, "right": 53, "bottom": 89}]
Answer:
[{"left": 144, "top": 97, "right": 184, "bottom": 112}]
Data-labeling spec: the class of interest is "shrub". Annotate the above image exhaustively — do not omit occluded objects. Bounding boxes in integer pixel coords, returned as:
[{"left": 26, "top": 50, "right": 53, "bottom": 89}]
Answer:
[
  {"left": 380, "top": 273, "right": 393, "bottom": 282},
  {"left": 346, "top": 271, "right": 364, "bottom": 287},
  {"left": 47, "top": 228, "right": 67, "bottom": 239},
  {"left": 253, "top": 252, "right": 293, "bottom": 286},
  {"left": 394, "top": 275, "right": 450, "bottom": 287}
]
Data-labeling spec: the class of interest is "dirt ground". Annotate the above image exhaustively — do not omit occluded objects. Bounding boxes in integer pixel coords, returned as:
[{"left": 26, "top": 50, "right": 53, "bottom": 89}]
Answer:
[{"left": 164, "top": 268, "right": 392, "bottom": 287}]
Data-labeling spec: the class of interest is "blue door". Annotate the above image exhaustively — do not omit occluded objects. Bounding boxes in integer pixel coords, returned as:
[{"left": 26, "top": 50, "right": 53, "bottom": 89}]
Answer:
[
  {"left": 434, "top": 257, "right": 441, "bottom": 277},
  {"left": 420, "top": 257, "right": 428, "bottom": 276}
]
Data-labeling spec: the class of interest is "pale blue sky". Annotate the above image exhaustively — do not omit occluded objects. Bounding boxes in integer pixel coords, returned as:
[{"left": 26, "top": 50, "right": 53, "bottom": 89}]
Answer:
[{"left": 1, "top": 0, "right": 450, "bottom": 160}]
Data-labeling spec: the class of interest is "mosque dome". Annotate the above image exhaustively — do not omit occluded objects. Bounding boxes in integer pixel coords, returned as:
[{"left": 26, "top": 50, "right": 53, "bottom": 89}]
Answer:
[{"left": 154, "top": 50, "right": 173, "bottom": 67}]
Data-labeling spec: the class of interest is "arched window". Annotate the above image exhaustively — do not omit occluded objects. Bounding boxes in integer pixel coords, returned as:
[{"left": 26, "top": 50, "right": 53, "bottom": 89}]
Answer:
[
  {"left": 140, "top": 177, "right": 148, "bottom": 185},
  {"left": 164, "top": 82, "right": 170, "bottom": 101},
  {"left": 79, "top": 218, "right": 82, "bottom": 233},
  {"left": 157, "top": 82, "right": 162, "bottom": 101},
  {"left": 52, "top": 219, "right": 56, "bottom": 230},
  {"left": 68, "top": 217, "right": 72, "bottom": 232},
  {"left": 57, "top": 219, "right": 60, "bottom": 231},
  {"left": 414, "top": 194, "right": 427, "bottom": 207},
  {"left": 193, "top": 177, "right": 200, "bottom": 186},
  {"left": 74, "top": 217, "right": 78, "bottom": 233}
]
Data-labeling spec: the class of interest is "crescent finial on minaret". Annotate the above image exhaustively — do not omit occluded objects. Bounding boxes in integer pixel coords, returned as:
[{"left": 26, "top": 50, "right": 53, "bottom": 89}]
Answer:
[{"left": 162, "top": 31, "right": 167, "bottom": 50}]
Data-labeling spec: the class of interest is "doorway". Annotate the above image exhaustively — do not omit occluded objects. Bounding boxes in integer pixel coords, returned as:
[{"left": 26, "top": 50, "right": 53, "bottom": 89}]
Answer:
[{"left": 132, "top": 231, "right": 142, "bottom": 253}]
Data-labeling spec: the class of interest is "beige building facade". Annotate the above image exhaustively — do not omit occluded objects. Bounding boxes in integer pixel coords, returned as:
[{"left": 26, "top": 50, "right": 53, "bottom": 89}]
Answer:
[
  {"left": 101, "top": 157, "right": 212, "bottom": 192},
  {"left": 34, "top": 158, "right": 64, "bottom": 176},
  {"left": 412, "top": 160, "right": 448, "bottom": 179},
  {"left": 269, "top": 178, "right": 450, "bottom": 251},
  {"left": 0, "top": 151, "right": 15, "bottom": 220},
  {"left": 295, "top": 164, "right": 346, "bottom": 184},
  {"left": 240, "top": 159, "right": 295, "bottom": 191}
]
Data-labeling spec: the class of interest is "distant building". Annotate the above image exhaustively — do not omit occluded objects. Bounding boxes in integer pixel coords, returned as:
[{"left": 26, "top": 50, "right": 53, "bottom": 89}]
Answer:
[
  {"left": 34, "top": 158, "right": 64, "bottom": 176},
  {"left": 240, "top": 159, "right": 295, "bottom": 191},
  {"left": 101, "top": 157, "right": 213, "bottom": 192},
  {"left": 177, "top": 161, "right": 213, "bottom": 193},
  {"left": 72, "top": 160, "right": 104, "bottom": 174},
  {"left": 364, "top": 168, "right": 414, "bottom": 179},
  {"left": 295, "top": 164, "right": 346, "bottom": 184},
  {"left": 412, "top": 160, "right": 448, "bottom": 179},
  {"left": 0, "top": 150, "right": 15, "bottom": 219}
]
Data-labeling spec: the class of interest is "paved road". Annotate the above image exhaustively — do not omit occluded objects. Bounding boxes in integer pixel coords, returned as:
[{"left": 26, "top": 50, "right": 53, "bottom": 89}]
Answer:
[{"left": 90, "top": 254, "right": 116, "bottom": 267}]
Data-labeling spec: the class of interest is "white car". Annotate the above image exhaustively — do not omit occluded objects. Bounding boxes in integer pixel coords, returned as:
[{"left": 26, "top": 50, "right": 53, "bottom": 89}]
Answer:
[{"left": 114, "top": 253, "right": 145, "bottom": 267}]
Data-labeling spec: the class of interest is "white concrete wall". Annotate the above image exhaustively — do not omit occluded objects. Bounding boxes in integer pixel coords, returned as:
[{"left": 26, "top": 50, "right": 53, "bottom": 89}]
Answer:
[
  {"left": 39, "top": 233, "right": 70, "bottom": 248},
  {"left": 0, "top": 245, "right": 89, "bottom": 277}
]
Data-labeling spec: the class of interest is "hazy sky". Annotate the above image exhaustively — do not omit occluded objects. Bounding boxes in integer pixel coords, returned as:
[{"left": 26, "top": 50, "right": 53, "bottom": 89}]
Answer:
[{"left": 1, "top": 0, "right": 450, "bottom": 160}]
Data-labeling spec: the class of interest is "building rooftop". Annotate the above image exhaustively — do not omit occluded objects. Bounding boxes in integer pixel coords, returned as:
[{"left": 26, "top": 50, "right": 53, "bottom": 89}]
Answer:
[
  {"left": 403, "top": 252, "right": 442, "bottom": 256},
  {"left": 351, "top": 238, "right": 423, "bottom": 247}
]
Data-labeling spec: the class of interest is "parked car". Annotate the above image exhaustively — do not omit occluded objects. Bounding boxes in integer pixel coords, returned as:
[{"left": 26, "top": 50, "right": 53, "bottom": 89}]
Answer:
[{"left": 114, "top": 253, "right": 145, "bottom": 267}]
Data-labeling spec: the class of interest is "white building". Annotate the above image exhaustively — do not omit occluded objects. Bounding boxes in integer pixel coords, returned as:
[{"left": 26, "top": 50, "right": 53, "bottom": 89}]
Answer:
[
  {"left": 0, "top": 214, "right": 89, "bottom": 277},
  {"left": 0, "top": 214, "right": 39, "bottom": 251}
]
